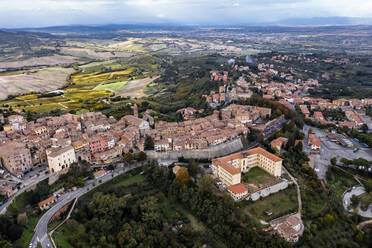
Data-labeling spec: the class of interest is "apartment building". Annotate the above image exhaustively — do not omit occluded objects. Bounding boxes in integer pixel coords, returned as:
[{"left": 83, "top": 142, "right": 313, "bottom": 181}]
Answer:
[
  {"left": 0, "top": 142, "right": 32, "bottom": 175},
  {"left": 212, "top": 147, "right": 282, "bottom": 185},
  {"left": 46, "top": 145, "right": 77, "bottom": 173}
]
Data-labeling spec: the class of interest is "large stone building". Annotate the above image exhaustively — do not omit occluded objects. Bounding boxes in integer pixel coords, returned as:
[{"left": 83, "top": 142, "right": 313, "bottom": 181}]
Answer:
[
  {"left": 212, "top": 147, "right": 282, "bottom": 180},
  {"left": 0, "top": 142, "right": 32, "bottom": 176},
  {"left": 46, "top": 145, "right": 77, "bottom": 173},
  {"left": 212, "top": 147, "right": 283, "bottom": 200}
]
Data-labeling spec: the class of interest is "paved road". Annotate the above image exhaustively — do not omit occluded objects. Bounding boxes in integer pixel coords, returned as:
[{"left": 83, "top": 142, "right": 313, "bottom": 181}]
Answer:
[
  {"left": 343, "top": 186, "right": 372, "bottom": 218},
  {"left": 30, "top": 164, "right": 139, "bottom": 248},
  {"left": 0, "top": 173, "right": 50, "bottom": 215}
]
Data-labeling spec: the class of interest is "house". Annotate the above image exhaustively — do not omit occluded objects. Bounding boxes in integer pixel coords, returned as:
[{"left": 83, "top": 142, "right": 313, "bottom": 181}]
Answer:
[
  {"left": 276, "top": 215, "right": 302, "bottom": 242},
  {"left": 227, "top": 183, "right": 248, "bottom": 201},
  {"left": 94, "top": 170, "right": 108, "bottom": 179},
  {"left": 121, "top": 115, "right": 150, "bottom": 131},
  {"left": 308, "top": 134, "right": 321, "bottom": 150},
  {"left": 173, "top": 165, "right": 186, "bottom": 175},
  {"left": 46, "top": 145, "right": 77, "bottom": 173},
  {"left": 270, "top": 137, "right": 288, "bottom": 153},
  {"left": 38, "top": 195, "right": 57, "bottom": 210},
  {"left": 154, "top": 140, "right": 171, "bottom": 152}
]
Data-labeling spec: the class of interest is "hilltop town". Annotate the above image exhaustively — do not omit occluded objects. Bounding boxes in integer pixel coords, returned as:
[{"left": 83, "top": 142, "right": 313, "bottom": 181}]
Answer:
[{"left": 0, "top": 28, "right": 372, "bottom": 247}]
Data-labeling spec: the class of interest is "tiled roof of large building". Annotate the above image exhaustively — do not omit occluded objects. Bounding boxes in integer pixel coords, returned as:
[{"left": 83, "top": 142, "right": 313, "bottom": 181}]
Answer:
[{"left": 228, "top": 183, "right": 248, "bottom": 194}]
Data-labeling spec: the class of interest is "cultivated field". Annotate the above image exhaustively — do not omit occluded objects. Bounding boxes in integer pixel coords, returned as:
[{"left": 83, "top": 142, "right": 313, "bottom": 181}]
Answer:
[
  {"left": 117, "top": 76, "right": 159, "bottom": 98},
  {"left": 0, "top": 67, "right": 73, "bottom": 100},
  {"left": 0, "top": 55, "right": 78, "bottom": 69}
]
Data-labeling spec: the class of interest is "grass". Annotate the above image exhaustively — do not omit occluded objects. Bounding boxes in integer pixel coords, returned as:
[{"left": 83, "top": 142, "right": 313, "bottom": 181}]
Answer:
[
  {"left": 244, "top": 185, "right": 298, "bottom": 222},
  {"left": 113, "top": 174, "right": 145, "bottom": 187},
  {"left": 93, "top": 80, "right": 128, "bottom": 91},
  {"left": 326, "top": 166, "right": 359, "bottom": 200},
  {"left": 242, "top": 167, "right": 276, "bottom": 185}
]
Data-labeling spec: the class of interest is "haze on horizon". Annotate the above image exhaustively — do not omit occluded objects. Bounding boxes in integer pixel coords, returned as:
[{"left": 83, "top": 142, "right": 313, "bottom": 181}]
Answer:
[{"left": 1, "top": 0, "right": 372, "bottom": 28}]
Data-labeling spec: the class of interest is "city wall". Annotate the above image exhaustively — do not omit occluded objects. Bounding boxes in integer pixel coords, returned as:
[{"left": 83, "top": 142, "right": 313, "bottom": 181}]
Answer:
[{"left": 146, "top": 138, "right": 244, "bottom": 160}]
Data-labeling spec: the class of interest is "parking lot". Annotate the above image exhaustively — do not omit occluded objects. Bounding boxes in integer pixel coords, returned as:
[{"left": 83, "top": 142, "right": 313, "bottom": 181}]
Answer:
[{"left": 303, "top": 125, "right": 372, "bottom": 179}]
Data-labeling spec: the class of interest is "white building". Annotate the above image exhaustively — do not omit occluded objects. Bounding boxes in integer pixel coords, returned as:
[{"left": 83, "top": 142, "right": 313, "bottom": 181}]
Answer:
[{"left": 47, "top": 145, "right": 77, "bottom": 173}]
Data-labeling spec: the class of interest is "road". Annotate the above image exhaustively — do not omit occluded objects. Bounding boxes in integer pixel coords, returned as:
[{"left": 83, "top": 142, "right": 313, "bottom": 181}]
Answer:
[
  {"left": 303, "top": 125, "right": 372, "bottom": 179},
  {"left": 343, "top": 185, "right": 372, "bottom": 218},
  {"left": 30, "top": 163, "right": 139, "bottom": 248},
  {"left": 0, "top": 172, "right": 50, "bottom": 215}
]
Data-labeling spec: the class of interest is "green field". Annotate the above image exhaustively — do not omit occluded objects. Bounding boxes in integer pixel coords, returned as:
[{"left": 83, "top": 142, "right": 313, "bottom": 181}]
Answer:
[
  {"left": 242, "top": 167, "right": 276, "bottom": 185},
  {"left": 244, "top": 185, "right": 298, "bottom": 221},
  {"left": 93, "top": 80, "right": 128, "bottom": 91}
]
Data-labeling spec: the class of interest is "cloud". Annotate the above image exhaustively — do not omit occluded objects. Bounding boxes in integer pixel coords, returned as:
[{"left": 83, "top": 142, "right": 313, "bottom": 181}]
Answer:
[{"left": 0, "top": 0, "right": 372, "bottom": 28}]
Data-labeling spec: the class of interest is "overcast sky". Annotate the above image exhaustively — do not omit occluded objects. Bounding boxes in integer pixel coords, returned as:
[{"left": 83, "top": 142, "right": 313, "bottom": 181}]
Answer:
[{"left": 0, "top": 0, "right": 372, "bottom": 28}]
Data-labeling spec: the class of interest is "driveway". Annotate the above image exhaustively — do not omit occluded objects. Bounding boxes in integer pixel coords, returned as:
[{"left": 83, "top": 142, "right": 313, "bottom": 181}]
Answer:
[{"left": 343, "top": 186, "right": 372, "bottom": 218}]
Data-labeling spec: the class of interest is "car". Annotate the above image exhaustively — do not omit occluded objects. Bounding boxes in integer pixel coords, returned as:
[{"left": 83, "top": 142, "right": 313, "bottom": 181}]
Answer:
[{"left": 362, "top": 143, "right": 369, "bottom": 148}]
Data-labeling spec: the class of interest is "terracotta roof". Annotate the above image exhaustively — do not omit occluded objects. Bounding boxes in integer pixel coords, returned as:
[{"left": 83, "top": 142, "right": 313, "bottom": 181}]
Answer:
[
  {"left": 244, "top": 147, "right": 283, "bottom": 162},
  {"left": 38, "top": 195, "right": 56, "bottom": 207},
  {"left": 228, "top": 183, "right": 248, "bottom": 194},
  {"left": 47, "top": 145, "right": 74, "bottom": 158},
  {"left": 219, "top": 162, "right": 241, "bottom": 175}
]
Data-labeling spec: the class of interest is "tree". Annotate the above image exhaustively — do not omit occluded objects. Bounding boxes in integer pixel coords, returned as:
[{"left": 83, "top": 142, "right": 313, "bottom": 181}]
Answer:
[
  {"left": 361, "top": 123, "right": 369, "bottom": 133},
  {"left": 351, "top": 195, "right": 360, "bottom": 208},
  {"left": 174, "top": 167, "right": 190, "bottom": 186},
  {"left": 364, "top": 179, "right": 372, "bottom": 193},
  {"left": 124, "top": 153, "right": 134, "bottom": 164},
  {"left": 136, "top": 151, "right": 147, "bottom": 162},
  {"left": 144, "top": 135, "right": 154, "bottom": 150},
  {"left": 188, "top": 160, "right": 198, "bottom": 177},
  {"left": 197, "top": 175, "right": 215, "bottom": 194},
  {"left": 16, "top": 213, "right": 28, "bottom": 226},
  {"left": 330, "top": 157, "right": 337, "bottom": 166}
]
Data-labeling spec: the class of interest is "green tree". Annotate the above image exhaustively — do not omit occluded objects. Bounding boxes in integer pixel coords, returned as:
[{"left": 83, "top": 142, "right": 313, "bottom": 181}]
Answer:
[
  {"left": 144, "top": 135, "right": 154, "bottom": 150},
  {"left": 330, "top": 157, "right": 337, "bottom": 166},
  {"left": 364, "top": 179, "right": 372, "bottom": 193},
  {"left": 350, "top": 195, "right": 360, "bottom": 208}
]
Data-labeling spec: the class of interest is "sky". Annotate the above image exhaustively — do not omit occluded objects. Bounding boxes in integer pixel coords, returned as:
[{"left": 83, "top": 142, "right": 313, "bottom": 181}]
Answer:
[{"left": 1, "top": 0, "right": 372, "bottom": 28}]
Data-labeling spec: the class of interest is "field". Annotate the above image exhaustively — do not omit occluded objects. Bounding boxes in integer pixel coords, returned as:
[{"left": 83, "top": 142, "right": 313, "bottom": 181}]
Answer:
[
  {"left": 117, "top": 76, "right": 159, "bottom": 98},
  {"left": 0, "top": 55, "right": 160, "bottom": 114},
  {"left": 242, "top": 167, "right": 276, "bottom": 185},
  {"left": 244, "top": 185, "right": 298, "bottom": 222},
  {"left": 0, "top": 67, "right": 73, "bottom": 100},
  {"left": 0, "top": 55, "right": 78, "bottom": 69}
]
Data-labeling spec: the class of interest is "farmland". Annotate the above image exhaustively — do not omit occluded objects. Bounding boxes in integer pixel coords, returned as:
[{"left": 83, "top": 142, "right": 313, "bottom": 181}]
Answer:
[
  {"left": 0, "top": 67, "right": 74, "bottom": 100},
  {"left": 0, "top": 55, "right": 161, "bottom": 114}
]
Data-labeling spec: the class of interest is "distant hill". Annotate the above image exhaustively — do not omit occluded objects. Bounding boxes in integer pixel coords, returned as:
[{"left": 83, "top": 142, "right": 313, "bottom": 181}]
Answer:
[
  {"left": 278, "top": 17, "right": 372, "bottom": 26},
  {"left": 0, "top": 30, "right": 56, "bottom": 46}
]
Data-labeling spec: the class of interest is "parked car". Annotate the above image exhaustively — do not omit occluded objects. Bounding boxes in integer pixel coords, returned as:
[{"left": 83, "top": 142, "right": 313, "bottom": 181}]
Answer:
[
  {"left": 353, "top": 138, "right": 360, "bottom": 143},
  {"left": 362, "top": 143, "right": 369, "bottom": 148}
]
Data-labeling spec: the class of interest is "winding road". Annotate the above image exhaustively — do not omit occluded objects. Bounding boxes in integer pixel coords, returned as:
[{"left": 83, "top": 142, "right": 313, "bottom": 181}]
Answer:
[{"left": 30, "top": 164, "right": 139, "bottom": 248}]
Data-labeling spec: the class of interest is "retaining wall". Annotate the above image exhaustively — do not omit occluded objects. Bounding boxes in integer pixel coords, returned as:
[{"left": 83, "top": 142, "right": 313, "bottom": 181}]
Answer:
[{"left": 146, "top": 138, "right": 244, "bottom": 160}]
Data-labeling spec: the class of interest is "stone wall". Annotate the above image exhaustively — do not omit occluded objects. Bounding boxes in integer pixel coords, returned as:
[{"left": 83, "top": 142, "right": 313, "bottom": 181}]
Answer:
[
  {"left": 146, "top": 138, "right": 244, "bottom": 161},
  {"left": 50, "top": 201, "right": 72, "bottom": 223},
  {"left": 249, "top": 181, "right": 288, "bottom": 201}
]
